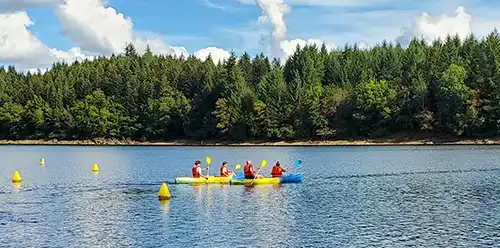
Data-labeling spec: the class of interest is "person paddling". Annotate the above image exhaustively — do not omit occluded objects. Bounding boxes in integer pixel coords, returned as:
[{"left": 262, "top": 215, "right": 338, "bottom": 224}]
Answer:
[
  {"left": 220, "top": 161, "right": 235, "bottom": 177},
  {"left": 192, "top": 160, "right": 208, "bottom": 178},
  {"left": 271, "top": 161, "right": 287, "bottom": 178},
  {"left": 243, "top": 160, "right": 263, "bottom": 179}
]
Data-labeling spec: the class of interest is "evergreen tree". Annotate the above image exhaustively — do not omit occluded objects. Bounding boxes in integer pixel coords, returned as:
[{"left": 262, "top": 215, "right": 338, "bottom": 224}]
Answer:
[{"left": 1, "top": 31, "right": 500, "bottom": 141}]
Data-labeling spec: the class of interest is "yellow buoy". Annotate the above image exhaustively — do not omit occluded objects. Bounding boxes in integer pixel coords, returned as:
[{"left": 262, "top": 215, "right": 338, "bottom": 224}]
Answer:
[
  {"left": 40, "top": 157, "right": 45, "bottom": 165},
  {"left": 92, "top": 163, "right": 100, "bottom": 172},
  {"left": 12, "top": 170, "right": 22, "bottom": 183},
  {"left": 158, "top": 183, "right": 171, "bottom": 200}
]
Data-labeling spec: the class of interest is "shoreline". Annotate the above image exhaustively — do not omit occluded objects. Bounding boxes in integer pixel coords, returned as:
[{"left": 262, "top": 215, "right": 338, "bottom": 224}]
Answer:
[{"left": 1, "top": 137, "right": 500, "bottom": 146}]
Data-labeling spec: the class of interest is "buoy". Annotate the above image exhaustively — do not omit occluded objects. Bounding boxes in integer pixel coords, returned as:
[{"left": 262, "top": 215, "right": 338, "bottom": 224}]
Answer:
[
  {"left": 92, "top": 163, "right": 99, "bottom": 172},
  {"left": 40, "top": 157, "right": 45, "bottom": 165},
  {"left": 158, "top": 183, "right": 171, "bottom": 200},
  {"left": 12, "top": 170, "right": 22, "bottom": 183}
]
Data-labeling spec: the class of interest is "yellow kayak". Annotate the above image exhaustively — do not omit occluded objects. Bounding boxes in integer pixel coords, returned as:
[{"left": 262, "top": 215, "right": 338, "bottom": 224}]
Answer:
[
  {"left": 174, "top": 176, "right": 233, "bottom": 184},
  {"left": 229, "top": 177, "right": 280, "bottom": 185}
]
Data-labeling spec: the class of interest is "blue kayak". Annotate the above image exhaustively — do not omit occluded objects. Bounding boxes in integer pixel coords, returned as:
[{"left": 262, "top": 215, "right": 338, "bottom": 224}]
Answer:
[{"left": 280, "top": 173, "right": 303, "bottom": 183}]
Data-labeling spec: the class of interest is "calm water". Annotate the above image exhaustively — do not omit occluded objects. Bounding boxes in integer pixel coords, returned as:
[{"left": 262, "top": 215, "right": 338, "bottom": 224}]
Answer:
[{"left": 1, "top": 145, "right": 500, "bottom": 247}]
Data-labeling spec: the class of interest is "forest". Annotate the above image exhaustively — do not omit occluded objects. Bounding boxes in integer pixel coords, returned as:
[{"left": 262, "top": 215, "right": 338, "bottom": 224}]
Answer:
[{"left": 2, "top": 30, "right": 500, "bottom": 142}]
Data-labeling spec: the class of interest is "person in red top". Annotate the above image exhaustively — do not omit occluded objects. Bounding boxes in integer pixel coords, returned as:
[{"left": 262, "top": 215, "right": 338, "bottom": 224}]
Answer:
[
  {"left": 192, "top": 160, "right": 207, "bottom": 178},
  {"left": 243, "top": 160, "right": 263, "bottom": 179},
  {"left": 220, "top": 161, "right": 235, "bottom": 177},
  {"left": 271, "top": 161, "right": 286, "bottom": 178}
]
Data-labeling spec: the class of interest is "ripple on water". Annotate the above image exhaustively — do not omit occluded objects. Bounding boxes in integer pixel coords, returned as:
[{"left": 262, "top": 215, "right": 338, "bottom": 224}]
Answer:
[{"left": 1, "top": 145, "right": 500, "bottom": 247}]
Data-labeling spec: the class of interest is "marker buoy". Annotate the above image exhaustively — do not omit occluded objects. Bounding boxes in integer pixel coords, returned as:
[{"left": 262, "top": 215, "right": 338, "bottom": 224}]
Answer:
[
  {"left": 92, "top": 163, "right": 100, "bottom": 172},
  {"left": 12, "top": 170, "right": 22, "bottom": 183},
  {"left": 158, "top": 183, "right": 171, "bottom": 200}
]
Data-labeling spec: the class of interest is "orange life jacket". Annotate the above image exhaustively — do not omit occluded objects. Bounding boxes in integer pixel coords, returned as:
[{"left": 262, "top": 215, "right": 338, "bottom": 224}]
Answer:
[
  {"left": 271, "top": 165, "right": 283, "bottom": 178},
  {"left": 244, "top": 163, "right": 254, "bottom": 178},
  {"left": 220, "top": 165, "right": 229, "bottom": 177},
  {"left": 192, "top": 166, "right": 200, "bottom": 178}
]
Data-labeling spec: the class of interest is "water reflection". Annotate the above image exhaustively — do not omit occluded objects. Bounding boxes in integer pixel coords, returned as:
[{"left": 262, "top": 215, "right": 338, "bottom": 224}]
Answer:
[
  {"left": 256, "top": 185, "right": 292, "bottom": 248},
  {"left": 11, "top": 182, "right": 21, "bottom": 192},
  {"left": 159, "top": 199, "right": 170, "bottom": 215},
  {"left": 220, "top": 184, "right": 230, "bottom": 193},
  {"left": 220, "top": 184, "right": 230, "bottom": 209},
  {"left": 193, "top": 185, "right": 203, "bottom": 201},
  {"left": 244, "top": 185, "right": 253, "bottom": 194},
  {"left": 206, "top": 185, "right": 213, "bottom": 208}
]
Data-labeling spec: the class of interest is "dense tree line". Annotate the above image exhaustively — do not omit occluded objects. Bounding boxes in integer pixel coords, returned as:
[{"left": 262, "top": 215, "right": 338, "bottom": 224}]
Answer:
[{"left": 3, "top": 30, "right": 500, "bottom": 141}]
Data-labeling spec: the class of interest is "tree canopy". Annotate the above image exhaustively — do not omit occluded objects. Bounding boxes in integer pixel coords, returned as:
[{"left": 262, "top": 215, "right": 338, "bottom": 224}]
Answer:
[{"left": 2, "top": 31, "right": 500, "bottom": 141}]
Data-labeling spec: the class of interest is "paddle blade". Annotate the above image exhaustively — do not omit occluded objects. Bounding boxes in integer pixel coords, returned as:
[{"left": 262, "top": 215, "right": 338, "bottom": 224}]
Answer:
[
  {"left": 293, "top": 160, "right": 303, "bottom": 167},
  {"left": 206, "top": 156, "right": 211, "bottom": 165},
  {"left": 235, "top": 164, "right": 241, "bottom": 170},
  {"left": 261, "top": 160, "right": 267, "bottom": 168}
]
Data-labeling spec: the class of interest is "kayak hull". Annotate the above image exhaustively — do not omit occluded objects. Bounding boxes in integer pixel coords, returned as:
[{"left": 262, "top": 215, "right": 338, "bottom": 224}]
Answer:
[
  {"left": 174, "top": 173, "right": 302, "bottom": 185},
  {"left": 230, "top": 177, "right": 280, "bottom": 185},
  {"left": 174, "top": 176, "right": 233, "bottom": 184},
  {"left": 280, "top": 173, "right": 303, "bottom": 183},
  {"left": 229, "top": 173, "right": 302, "bottom": 185}
]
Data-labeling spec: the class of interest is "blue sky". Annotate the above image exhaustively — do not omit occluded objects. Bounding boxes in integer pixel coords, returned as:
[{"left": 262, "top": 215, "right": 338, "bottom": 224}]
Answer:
[
  {"left": 1, "top": 0, "right": 500, "bottom": 70},
  {"left": 28, "top": 0, "right": 263, "bottom": 55}
]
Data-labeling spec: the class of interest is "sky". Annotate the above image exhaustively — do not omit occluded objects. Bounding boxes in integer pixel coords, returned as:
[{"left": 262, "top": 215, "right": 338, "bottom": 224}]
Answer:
[{"left": 1, "top": 0, "right": 500, "bottom": 71}]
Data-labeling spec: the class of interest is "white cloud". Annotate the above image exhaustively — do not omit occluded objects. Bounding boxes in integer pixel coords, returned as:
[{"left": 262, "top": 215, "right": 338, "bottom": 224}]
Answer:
[
  {"left": 55, "top": 0, "right": 133, "bottom": 55},
  {"left": 194, "top": 47, "right": 231, "bottom": 64},
  {"left": 356, "top": 41, "right": 369, "bottom": 50},
  {"left": 55, "top": 0, "right": 223, "bottom": 60},
  {"left": 49, "top": 47, "right": 94, "bottom": 62},
  {"left": 256, "top": 0, "right": 290, "bottom": 58},
  {"left": 256, "top": 0, "right": 289, "bottom": 41},
  {"left": 238, "top": 0, "right": 391, "bottom": 7},
  {"left": 133, "top": 37, "right": 189, "bottom": 58},
  {"left": 201, "top": 0, "right": 227, "bottom": 10},
  {"left": 0, "top": 12, "right": 50, "bottom": 62},
  {"left": 0, "top": 0, "right": 61, "bottom": 12},
  {"left": 258, "top": 1, "right": 488, "bottom": 51},
  {"left": 253, "top": 0, "right": 337, "bottom": 60},
  {"left": 397, "top": 6, "right": 472, "bottom": 45},
  {"left": 0, "top": 0, "right": 229, "bottom": 70},
  {"left": 0, "top": 11, "right": 92, "bottom": 70},
  {"left": 280, "top": 38, "right": 336, "bottom": 58}
]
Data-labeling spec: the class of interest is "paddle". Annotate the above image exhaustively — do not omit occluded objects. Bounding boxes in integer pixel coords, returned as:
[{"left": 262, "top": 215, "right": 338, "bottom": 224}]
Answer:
[
  {"left": 292, "top": 159, "right": 303, "bottom": 167},
  {"left": 232, "top": 164, "right": 242, "bottom": 177},
  {"left": 288, "top": 159, "right": 303, "bottom": 173},
  {"left": 251, "top": 160, "right": 267, "bottom": 184},
  {"left": 206, "top": 156, "right": 212, "bottom": 177}
]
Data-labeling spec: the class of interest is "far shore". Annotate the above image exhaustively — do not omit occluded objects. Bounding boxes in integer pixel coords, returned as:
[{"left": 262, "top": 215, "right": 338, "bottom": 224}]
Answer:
[{"left": 2, "top": 137, "right": 500, "bottom": 146}]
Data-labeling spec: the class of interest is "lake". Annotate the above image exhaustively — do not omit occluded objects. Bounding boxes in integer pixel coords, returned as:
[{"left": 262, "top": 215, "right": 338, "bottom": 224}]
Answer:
[{"left": 1, "top": 145, "right": 499, "bottom": 247}]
